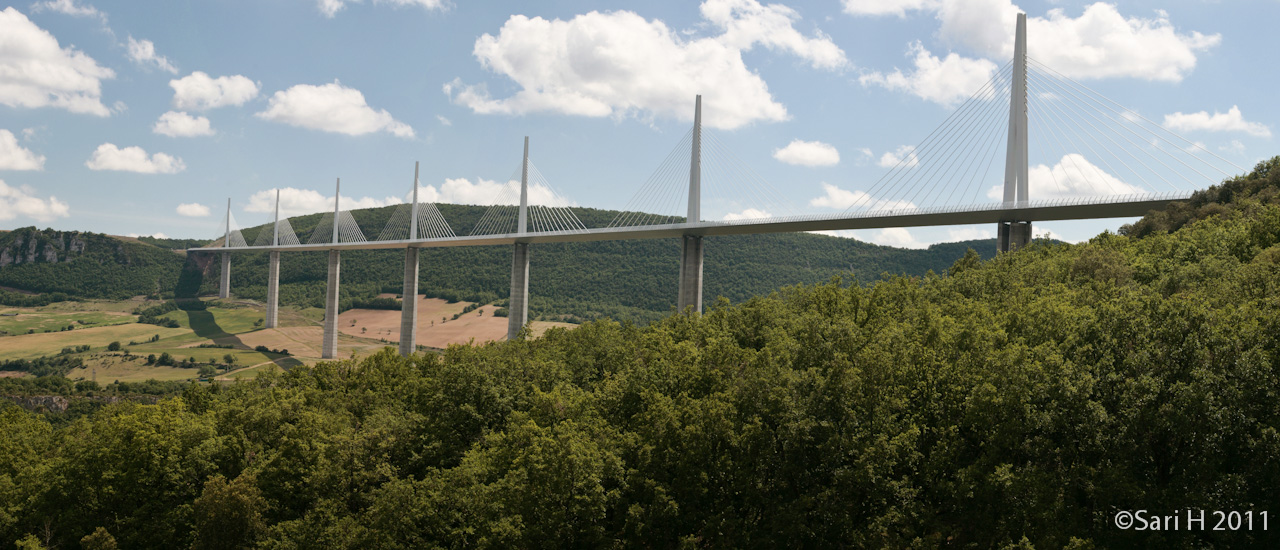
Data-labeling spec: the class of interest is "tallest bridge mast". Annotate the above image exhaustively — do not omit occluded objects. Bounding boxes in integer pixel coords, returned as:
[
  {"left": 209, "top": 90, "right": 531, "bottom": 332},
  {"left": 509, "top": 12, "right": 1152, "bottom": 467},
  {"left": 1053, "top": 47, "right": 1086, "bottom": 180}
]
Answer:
[{"left": 998, "top": 12, "right": 1031, "bottom": 252}]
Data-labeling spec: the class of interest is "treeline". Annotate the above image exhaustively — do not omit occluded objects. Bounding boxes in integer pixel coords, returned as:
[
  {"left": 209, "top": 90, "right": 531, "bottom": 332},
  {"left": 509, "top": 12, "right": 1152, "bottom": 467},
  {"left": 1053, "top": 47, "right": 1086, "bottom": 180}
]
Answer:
[{"left": 3, "top": 158, "right": 1280, "bottom": 548}]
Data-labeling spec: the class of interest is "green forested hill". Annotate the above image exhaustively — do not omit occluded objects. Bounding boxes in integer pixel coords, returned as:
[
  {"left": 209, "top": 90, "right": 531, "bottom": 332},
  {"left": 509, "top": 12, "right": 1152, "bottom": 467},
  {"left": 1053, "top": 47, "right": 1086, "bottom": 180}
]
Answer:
[
  {"left": 0, "top": 228, "right": 183, "bottom": 301},
  {"left": 4, "top": 158, "right": 1279, "bottom": 548}
]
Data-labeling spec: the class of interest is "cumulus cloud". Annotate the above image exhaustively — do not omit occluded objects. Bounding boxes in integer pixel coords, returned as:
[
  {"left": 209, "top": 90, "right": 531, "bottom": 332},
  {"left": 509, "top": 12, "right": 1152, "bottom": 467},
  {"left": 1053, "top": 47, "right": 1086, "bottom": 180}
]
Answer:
[
  {"left": 0, "top": 130, "right": 46, "bottom": 170},
  {"left": 947, "top": 226, "right": 992, "bottom": 241},
  {"left": 446, "top": 0, "right": 844, "bottom": 129},
  {"left": 126, "top": 36, "right": 177, "bottom": 74},
  {"left": 85, "top": 143, "right": 186, "bottom": 174},
  {"left": 410, "top": 177, "right": 574, "bottom": 207},
  {"left": 701, "top": 0, "right": 848, "bottom": 70},
  {"left": 859, "top": 41, "right": 998, "bottom": 107},
  {"left": 847, "top": 1, "right": 1219, "bottom": 83},
  {"left": 867, "top": 227, "right": 928, "bottom": 249},
  {"left": 722, "top": 208, "right": 771, "bottom": 221},
  {"left": 153, "top": 111, "right": 214, "bottom": 137},
  {"left": 244, "top": 187, "right": 403, "bottom": 217},
  {"left": 175, "top": 202, "right": 210, "bottom": 217},
  {"left": 0, "top": 179, "right": 69, "bottom": 222},
  {"left": 877, "top": 145, "right": 920, "bottom": 168},
  {"left": 436, "top": 115, "right": 451, "bottom": 126},
  {"left": 170, "top": 71, "right": 259, "bottom": 110},
  {"left": 772, "top": 139, "right": 840, "bottom": 167},
  {"left": 985, "top": 153, "right": 1142, "bottom": 200},
  {"left": 809, "top": 183, "right": 916, "bottom": 211},
  {"left": 28, "top": 0, "right": 105, "bottom": 22},
  {"left": 256, "top": 81, "right": 414, "bottom": 138},
  {"left": 316, "top": 0, "right": 446, "bottom": 18},
  {"left": 1163, "top": 106, "right": 1272, "bottom": 138},
  {"left": 0, "top": 8, "right": 115, "bottom": 116}
]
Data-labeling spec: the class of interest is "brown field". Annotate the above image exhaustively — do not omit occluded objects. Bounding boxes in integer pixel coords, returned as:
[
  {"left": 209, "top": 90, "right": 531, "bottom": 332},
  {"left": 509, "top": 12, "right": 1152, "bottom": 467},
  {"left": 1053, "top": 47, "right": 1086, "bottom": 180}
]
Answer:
[
  {"left": 338, "top": 297, "right": 574, "bottom": 348},
  {"left": 232, "top": 326, "right": 390, "bottom": 362}
]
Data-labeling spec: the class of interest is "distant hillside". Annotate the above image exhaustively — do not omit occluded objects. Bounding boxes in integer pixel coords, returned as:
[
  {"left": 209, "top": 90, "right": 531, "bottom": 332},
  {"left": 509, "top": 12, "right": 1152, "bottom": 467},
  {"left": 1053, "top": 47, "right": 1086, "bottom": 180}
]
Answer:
[
  {"left": 2, "top": 205, "right": 996, "bottom": 323},
  {"left": 0, "top": 227, "right": 184, "bottom": 302}
]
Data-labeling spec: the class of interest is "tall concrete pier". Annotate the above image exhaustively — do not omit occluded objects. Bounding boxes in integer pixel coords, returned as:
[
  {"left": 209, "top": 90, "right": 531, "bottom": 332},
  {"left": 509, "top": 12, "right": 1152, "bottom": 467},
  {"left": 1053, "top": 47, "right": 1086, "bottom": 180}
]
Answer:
[
  {"left": 266, "top": 251, "right": 279, "bottom": 328},
  {"left": 399, "top": 162, "right": 422, "bottom": 356},
  {"left": 677, "top": 95, "right": 704, "bottom": 313},
  {"left": 321, "top": 178, "right": 342, "bottom": 359},
  {"left": 218, "top": 253, "right": 231, "bottom": 299},
  {"left": 322, "top": 250, "right": 340, "bottom": 359},
  {"left": 998, "top": 13, "right": 1032, "bottom": 252},
  {"left": 507, "top": 243, "right": 530, "bottom": 340},
  {"left": 507, "top": 137, "right": 532, "bottom": 340}
]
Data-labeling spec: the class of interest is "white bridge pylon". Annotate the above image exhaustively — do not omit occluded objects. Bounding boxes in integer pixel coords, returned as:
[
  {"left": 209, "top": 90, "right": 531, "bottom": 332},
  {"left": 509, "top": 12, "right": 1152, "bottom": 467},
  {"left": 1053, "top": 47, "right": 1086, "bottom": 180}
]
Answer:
[{"left": 204, "top": 12, "right": 1244, "bottom": 356}]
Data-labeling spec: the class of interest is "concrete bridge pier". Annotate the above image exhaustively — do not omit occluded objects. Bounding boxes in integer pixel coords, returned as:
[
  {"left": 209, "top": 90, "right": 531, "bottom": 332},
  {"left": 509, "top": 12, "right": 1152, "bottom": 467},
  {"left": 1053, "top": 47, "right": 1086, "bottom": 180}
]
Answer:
[
  {"left": 677, "top": 235, "right": 703, "bottom": 313},
  {"left": 507, "top": 242, "right": 530, "bottom": 340},
  {"left": 218, "top": 252, "right": 231, "bottom": 299},
  {"left": 322, "top": 250, "right": 340, "bottom": 359},
  {"left": 266, "top": 251, "right": 279, "bottom": 328},
  {"left": 998, "top": 221, "right": 1032, "bottom": 252},
  {"left": 399, "top": 248, "right": 419, "bottom": 356}
]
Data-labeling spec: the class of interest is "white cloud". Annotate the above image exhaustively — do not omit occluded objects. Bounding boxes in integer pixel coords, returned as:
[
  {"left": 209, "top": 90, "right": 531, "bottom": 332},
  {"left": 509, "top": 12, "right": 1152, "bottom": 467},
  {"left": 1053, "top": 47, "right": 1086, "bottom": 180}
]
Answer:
[
  {"left": 29, "top": 0, "right": 105, "bottom": 22},
  {"left": 170, "top": 71, "right": 259, "bottom": 110},
  {"left": 256, "top": 81, "right": 414, "bottom": 138},
  {"left": 842, "top": 0, "right": 940, "bottom": 17},
  {"left": 869, "top": 227, "right": 928, "bottom": 249},
  {"left": 175, "top": 202, "right": 210, "bottom": 217},
  {"left": 410, "top": 177, "right": 574, "bottom": 207},
  {"left": 809, "top": 182, "right": 916, "bottom": 210},
  {"left": 773, "top": 139, "right": 840, "bottom": 167},
  {"left": 853, "top": 147, "right": 874, "bottom": 166},
  {"left": 985, "top": 153, "right": 1142, "bottom": 200},
  {"left": 847, "top": 1, "right": 1219, "bottom": 83},
  {"left": 0, "top": 179, "right": 69, "bottom": 222},
  {"left": 317, "top": 0, "right": 445, "bottom": 18},
  {"left": 1219, "top": 140, "right": 1246, "bottom": 155},
  {"left": 436, "top": 115, "right": 452, "bottom": 126},
  {"left": 877, "top": 145, "right": 919, "bottom": 168},
  {"left": 244, "top": 187, "right": 403, "bottom": 217},
  {"left": 85, "top": 143, "right": 186, "bottom": 174},
  {"left": 153, "top": 111, "right": 214, "bottom": 137},
  {"left": 701, "top": 0, "right": 848, "bottom": 70},
  {"left": 1163, "top": 106, "right": 1272, "bottom": 138},
  {"left": 0, "top": 130, "right": 46, "bottom": 170},
  {"left": 1033, "top": 226, "right": 1080, "bottom": 243},
  {"left": 859, "top": 41, "right": 997, "bottom": 107},
  {"left": 947, "top": 226, "right": 992, "bottom": 241},
  {"left": 722, "top": 207, "right": 771, "bottom": 221},
  {"left": 446, "top": 1, "right": 843, "bottom": 129},
  {"left": 126, "top": 36, "right": 177, "bottom": 74},
  {"left": 0, "top": 7, "right": 115, "bottom": 116}
]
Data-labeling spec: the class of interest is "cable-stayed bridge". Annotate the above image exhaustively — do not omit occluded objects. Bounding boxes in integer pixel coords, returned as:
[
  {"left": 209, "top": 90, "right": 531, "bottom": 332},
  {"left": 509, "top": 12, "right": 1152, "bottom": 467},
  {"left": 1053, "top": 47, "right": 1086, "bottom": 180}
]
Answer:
[{"left": 198, "top": 14, "right": 1244, "bottom": 359}]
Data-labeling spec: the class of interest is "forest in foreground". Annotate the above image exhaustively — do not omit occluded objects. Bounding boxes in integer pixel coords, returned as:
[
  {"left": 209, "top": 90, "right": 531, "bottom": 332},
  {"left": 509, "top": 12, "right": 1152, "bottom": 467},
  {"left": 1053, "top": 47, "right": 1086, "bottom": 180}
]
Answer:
[{"left": 3, "top": 158, "right": 1280, "bottom": 548}]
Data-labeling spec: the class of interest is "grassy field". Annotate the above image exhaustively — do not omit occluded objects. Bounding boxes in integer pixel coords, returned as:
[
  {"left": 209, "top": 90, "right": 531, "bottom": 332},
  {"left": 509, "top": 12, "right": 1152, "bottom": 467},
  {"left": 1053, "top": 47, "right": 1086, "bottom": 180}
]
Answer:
[
  {"left": 0, "top": 323, "right": 190, "bottom": 360},
  {"left": 0, "top": 309, "right": 135, "bottom": 337}
]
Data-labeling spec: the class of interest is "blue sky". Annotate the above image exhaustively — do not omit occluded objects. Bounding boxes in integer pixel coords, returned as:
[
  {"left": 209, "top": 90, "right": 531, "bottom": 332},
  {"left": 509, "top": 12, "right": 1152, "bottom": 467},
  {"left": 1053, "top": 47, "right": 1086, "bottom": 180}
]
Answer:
[{"left": 0, "top": 0, "right": 1275, "bottom": 247}]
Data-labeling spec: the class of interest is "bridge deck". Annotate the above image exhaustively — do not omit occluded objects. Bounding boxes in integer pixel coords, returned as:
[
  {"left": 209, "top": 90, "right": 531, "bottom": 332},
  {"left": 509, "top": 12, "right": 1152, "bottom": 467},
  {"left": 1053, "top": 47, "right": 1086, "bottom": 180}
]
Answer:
[{"left": 198, "top": 194, "right": 1187, "bottom": 252}]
